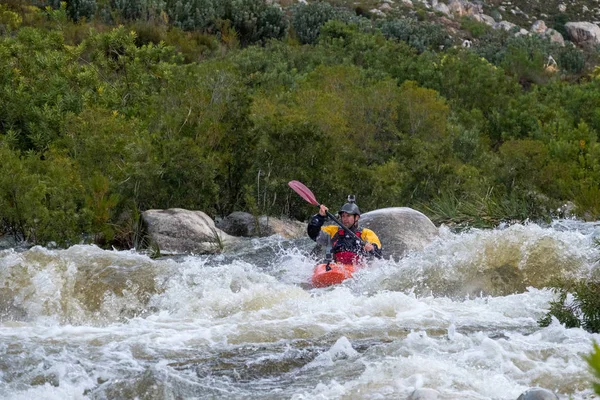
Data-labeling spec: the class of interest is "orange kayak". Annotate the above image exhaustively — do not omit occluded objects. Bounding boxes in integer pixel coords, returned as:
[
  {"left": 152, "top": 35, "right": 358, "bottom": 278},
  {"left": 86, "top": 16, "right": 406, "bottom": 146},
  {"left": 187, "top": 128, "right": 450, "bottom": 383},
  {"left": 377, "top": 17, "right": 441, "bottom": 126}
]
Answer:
[{"left": 311, "top": 262, "right": 355, "bottom": 288}]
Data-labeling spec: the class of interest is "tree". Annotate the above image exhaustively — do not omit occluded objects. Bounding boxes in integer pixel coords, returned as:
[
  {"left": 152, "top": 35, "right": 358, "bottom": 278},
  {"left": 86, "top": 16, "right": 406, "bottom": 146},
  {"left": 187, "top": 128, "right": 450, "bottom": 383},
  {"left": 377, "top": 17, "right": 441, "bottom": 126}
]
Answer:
[
  {"left": 497, "top": 139, "right": 549, "bottom": 192},
  {"left": 397, "top": 80, "right": 448, "bottom": 140}
]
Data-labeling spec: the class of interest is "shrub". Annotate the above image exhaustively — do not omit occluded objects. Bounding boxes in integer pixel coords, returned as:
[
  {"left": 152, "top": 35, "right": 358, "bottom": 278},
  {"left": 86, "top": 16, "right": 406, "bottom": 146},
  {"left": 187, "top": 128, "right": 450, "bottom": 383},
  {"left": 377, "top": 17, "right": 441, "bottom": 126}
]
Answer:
[
  {"left": 460, "top": 16, "right": 490, "bottom": 39},
  {"left": 110, "top": 0, "right": 166, "bottom": 22},
  {"left": 473, "top": 30, "right": 583, "bottom": 82},
  {"left": 167, "top": 0, "right": 223, "bottom": 31},
  {"left": 380, "top": 17, "right": 452, "bottom": 52},
  {"left": 396, "top": 80, "right": 449, "bottom": 139},
  {"left": 319, "top": 18, "right": 358, "bottom": 43},
  {"left": 290, "top": 1, "right": 353, "bottom": 45},
  {"left": 0, "top": 4, "right": 22, "bottom": 33},
  {"left": 226, "top": 0, "right": 287, "bottom": 46},
  {"left": 163, "top": 27, "right": 219, "bottom": 63},
  {"left": 501, "top": 34, "right": 557, "bottom": 86},
  {"left": 539, "top": 279, "right": 600, "bottom": 333},
  {"left": 550, "top": 12, "right": 569, "bottom": 39},
  {"left": 574, "top": 184, "right": 600, "bottom": 221},
  {"left": 557, "top": 43, "right": 585, "bottom": 74},
  {"left": 83, "top": 25, "right": 138, "bottom": 73},
  {"left": 0, "top": 27, "right": 88, "bottom": 153},
  {"left": 0, "top": 145, "right": 45, "bottom": 243},
  {"left": 66, "top": 0, "right": 96, "bottom": 22},
  {"left": 473, "top": 28, "right": 511, "bottom": 65},
  {"left": 166, "top": 0, "right": 286, "bottom": 45},
  {"left": 497, "top": 139, "right": 549, "bottom": 191},
  {"left": 0, "top": 144, "right": 87, "bottom": 246},
  {"left": 130, "top": 20, "right": 167, "bottom": 46}
]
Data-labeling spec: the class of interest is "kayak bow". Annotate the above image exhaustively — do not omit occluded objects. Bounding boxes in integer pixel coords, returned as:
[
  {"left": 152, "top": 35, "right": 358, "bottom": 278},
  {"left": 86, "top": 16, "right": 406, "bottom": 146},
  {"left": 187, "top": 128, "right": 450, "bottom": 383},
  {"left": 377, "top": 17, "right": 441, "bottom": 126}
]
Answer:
[{"left": 311, "top": 262, "right": 355, "bottom": 288}]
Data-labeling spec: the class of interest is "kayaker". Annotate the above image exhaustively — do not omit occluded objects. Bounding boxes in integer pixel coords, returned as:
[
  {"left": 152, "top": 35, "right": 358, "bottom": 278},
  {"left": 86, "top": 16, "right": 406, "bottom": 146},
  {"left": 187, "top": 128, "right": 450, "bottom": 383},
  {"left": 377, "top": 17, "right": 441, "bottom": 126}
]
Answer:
[{"left": 307, "top": 196, "right": 382, "bottom": 263}]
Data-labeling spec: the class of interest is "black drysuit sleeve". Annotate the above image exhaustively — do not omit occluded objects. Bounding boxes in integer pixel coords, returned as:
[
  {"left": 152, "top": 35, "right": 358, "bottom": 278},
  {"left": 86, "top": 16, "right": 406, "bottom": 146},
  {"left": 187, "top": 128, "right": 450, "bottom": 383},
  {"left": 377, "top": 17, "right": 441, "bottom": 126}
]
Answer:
[{"left": 307, "top": 213, "right": 326, "bottom": 241}]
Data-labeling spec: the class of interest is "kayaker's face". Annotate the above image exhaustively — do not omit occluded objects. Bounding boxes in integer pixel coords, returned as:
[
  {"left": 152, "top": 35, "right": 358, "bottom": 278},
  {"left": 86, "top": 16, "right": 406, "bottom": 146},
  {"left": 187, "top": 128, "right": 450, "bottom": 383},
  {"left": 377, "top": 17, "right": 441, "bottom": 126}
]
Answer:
[{"left": 340, "top": 212, "right": 358, "bottom": 228}]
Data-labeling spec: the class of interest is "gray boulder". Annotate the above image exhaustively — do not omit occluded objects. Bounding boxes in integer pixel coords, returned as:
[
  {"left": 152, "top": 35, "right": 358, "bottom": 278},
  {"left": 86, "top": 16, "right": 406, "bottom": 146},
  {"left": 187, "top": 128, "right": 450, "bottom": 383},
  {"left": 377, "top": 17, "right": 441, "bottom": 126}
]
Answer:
[
  {"left": 216, "top": 211, "right": 254, "bottom": 236},
  {"left": 433, "top": 2, "right": 451, "bottom": 16},
  {"left": 494, "top": 20, "right": 518, "bottom": 31},
  {"left": 517, "top": 388, "right": 559, "bottom": 400},
  {"left": 216, "top": 211, "right": 306, "bottom": 238},
  {"left": 142, "top": 208, "right": 236, "bottom": 254},
  {"left": 379, "top": 3, "right": 393, "bottom": 12},
  {"left": 476, "top": 13, "right": 496, "bottom": 26},
  {"left": 543, "top": 28, "right": 565, "bottom": 46},
  {"left": 531, "top": 20, "right": 547, "bottom": 34},
  {"left": 565, "top": 21, "right": 600, "bottom": 46},
  {"left": 408, "top": 388, "right": 439, "bottom": 399},
  {"left": 360, "top": 207, "right": 439, "bottom": 259}
]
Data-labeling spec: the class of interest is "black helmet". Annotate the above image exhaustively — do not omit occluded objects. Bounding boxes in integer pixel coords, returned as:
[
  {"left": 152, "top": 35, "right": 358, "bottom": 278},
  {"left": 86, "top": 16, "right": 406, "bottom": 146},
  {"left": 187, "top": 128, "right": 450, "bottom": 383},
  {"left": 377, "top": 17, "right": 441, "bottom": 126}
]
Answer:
[{"left": 338, "top": 195, "right": 360, "bottom": 216}]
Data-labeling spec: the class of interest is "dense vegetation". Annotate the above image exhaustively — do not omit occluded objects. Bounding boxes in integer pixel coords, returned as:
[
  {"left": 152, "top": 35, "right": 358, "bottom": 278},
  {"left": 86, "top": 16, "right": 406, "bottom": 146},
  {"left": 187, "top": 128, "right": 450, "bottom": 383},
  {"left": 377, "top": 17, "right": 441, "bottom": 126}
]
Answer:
[
  {"left": 539, "top": 278, "right": 600, "bottom": 333},
  {"left": 0, "top": 1, "right": 600, "bottom": 248}
]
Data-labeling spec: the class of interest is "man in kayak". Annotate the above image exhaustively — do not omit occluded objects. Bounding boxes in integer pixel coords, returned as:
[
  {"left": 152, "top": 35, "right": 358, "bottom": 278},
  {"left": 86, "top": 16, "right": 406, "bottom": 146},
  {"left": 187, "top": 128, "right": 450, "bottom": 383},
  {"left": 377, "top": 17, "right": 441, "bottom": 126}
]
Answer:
[{"left": 307, "top": 196, "right": 382, "bottom": 263}]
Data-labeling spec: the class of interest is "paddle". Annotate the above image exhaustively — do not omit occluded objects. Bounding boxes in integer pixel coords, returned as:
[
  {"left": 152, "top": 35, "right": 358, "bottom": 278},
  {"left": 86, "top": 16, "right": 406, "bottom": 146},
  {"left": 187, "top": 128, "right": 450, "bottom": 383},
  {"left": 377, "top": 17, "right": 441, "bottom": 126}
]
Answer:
[{"left": 288, "top": 180, "right": 366, "bottom": 245}]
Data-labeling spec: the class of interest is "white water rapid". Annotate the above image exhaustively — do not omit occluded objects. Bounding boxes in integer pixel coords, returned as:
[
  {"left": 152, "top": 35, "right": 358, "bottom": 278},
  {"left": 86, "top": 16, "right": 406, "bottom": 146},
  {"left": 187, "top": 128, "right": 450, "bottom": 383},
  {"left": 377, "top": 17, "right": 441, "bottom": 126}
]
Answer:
[{"left": 1, "top": 220, "right": 599, "bottom": 399}]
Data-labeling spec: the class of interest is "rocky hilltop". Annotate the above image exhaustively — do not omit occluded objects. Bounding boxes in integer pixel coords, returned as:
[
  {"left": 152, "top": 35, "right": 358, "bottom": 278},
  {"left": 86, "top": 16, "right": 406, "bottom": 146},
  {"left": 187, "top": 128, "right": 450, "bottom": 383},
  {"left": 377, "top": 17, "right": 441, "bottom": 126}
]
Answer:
[{"left": 279, "top": 0, "right": 600, "bottom": 52}]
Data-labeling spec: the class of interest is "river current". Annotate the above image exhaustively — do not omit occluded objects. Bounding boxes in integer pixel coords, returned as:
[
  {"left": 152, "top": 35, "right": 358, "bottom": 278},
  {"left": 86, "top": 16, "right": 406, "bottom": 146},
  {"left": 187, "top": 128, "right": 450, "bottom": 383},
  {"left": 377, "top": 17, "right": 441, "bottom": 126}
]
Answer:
[{"left": 1, "top": 220, "right": 599, "bottom": 399}]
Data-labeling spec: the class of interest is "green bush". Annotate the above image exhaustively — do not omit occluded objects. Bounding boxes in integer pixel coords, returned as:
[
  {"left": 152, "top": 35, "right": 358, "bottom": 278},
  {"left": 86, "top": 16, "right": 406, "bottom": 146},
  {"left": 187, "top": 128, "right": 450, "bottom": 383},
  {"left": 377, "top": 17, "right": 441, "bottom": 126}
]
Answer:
[
  {"left": 397, "top": 80, "right": 449, "bottom": 138},
  {"left": 66, "top": 0, "right": 96, "bottom": 22},
  {"left": 473, "top": 31, "right": 579, "bottom": 84},
  {"left": 319, "top": 18, "right": 358, "bottom": 43},
  {"left": 0, "top": 4, "right": 22, "bottom": 33},
  {"left": 0, "top": 145, "right": 45, "bottom": 242},
  {"left": 539, "top": 279, "right": 600, "bottom": 333},
  {"left": 110, "top": 0, "right": 166, "bottom": 22},
  {"left": 380, "top": 17, "right": 452, "bottom": 53},
  {"left": 162, "top": 27, "right": 219, "bottom": 63},
  {"left": 226, "top": 0, "right": 287, "bottom": 46},
  {"left": 574, "top": 184, "right": 600, "bottom": 220},
  {"left": 166, "top": 0, "right": 286, "bottom": 45},
  {"left": 557, "top": 43, "right": 585, "bottom": 74},
  {"left": 502, "top": 35, "right": 553, "bottom": 86},
  {"left": 166, "top": 0, "right": 224, "bottom": 31},
  {"left": 290, "top": 1, "right": 355, "bottom": 45},
  {"left": 460, "top": 16, "right": 490, "bottom": 39},
  {"left": 130, "top": 21, "right": 167, "bottom": 46},
  {"left": 497, "top": 139, "right": 549, "bottom": 190},
  {"left": 550, "top": 13, "right": 569, "bottom": 39},
  {"left": 421, "top": 50, "right": 519, "bottom": 121},
  {"left": 0, "top": 27, "right": 88, "bottom": 153},
  {"left": 0, "top": 144, "right": 88, "bottom": 245},
  {"left": 472, "top": 28, "right": 511, "bottom": 65}
]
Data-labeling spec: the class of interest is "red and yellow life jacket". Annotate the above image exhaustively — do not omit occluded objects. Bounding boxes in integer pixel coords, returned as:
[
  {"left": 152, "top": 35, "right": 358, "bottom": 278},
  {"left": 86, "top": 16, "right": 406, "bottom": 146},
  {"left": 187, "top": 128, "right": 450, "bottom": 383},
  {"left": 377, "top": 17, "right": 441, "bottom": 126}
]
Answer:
[{"left": 320, "top": 225, "right": 381, "bottom": 264}]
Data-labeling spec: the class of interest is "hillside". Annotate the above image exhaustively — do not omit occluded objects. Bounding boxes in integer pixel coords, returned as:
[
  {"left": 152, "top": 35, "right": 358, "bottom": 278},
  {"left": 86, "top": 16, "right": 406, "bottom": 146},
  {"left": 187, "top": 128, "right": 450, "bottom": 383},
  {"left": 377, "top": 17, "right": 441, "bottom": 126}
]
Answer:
[
  {"left": 330, "top": 0, "right": 599, "bottom": 42},
  {"left": 0, "top": 0, "right": 600, "bottom": 249},
  {"left": 301, "top": 0, "right": 600, "bottom": 67}
]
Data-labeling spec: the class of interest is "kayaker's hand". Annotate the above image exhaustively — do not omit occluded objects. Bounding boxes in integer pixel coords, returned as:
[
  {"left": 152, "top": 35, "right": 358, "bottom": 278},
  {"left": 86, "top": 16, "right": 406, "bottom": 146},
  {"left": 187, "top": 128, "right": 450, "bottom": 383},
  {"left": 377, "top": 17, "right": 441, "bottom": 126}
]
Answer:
[
  {"left": 319, "top": 204, "right": 328, "bottom": 217},
  {"left": 364, "top": 242, "right": 374, "bottom": 252}
]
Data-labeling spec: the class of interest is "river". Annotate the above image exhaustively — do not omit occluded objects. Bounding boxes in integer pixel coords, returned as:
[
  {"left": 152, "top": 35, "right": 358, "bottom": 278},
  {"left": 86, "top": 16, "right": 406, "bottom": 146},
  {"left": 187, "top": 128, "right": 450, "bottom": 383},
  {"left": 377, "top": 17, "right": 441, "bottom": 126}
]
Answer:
[{"left": 1, "top": 220, "right": 599, "bottom": 399}]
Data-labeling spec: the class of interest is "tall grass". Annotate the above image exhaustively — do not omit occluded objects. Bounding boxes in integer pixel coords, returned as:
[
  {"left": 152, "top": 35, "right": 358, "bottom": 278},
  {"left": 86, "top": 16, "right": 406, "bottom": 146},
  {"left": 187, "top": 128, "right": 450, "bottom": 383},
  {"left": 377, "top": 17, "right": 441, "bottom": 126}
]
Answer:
[{"left": 422, "top": 189, "right": 551, "bottom": 229}]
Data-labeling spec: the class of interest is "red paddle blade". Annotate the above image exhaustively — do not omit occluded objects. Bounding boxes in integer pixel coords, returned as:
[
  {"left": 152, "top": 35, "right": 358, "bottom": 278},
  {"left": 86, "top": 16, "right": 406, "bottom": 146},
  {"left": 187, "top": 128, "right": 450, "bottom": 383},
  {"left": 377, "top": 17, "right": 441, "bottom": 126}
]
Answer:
[{"left": 288, "top": 180, "right": 319, "bottom": 206}]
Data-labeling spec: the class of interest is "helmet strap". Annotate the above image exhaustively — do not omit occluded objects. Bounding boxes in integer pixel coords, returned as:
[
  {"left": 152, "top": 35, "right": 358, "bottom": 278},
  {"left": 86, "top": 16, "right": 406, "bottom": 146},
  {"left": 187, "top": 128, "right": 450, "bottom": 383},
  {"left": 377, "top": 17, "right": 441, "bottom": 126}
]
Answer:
[{"left": 350, "top": 215, "right": 359, "bottom": 230}]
